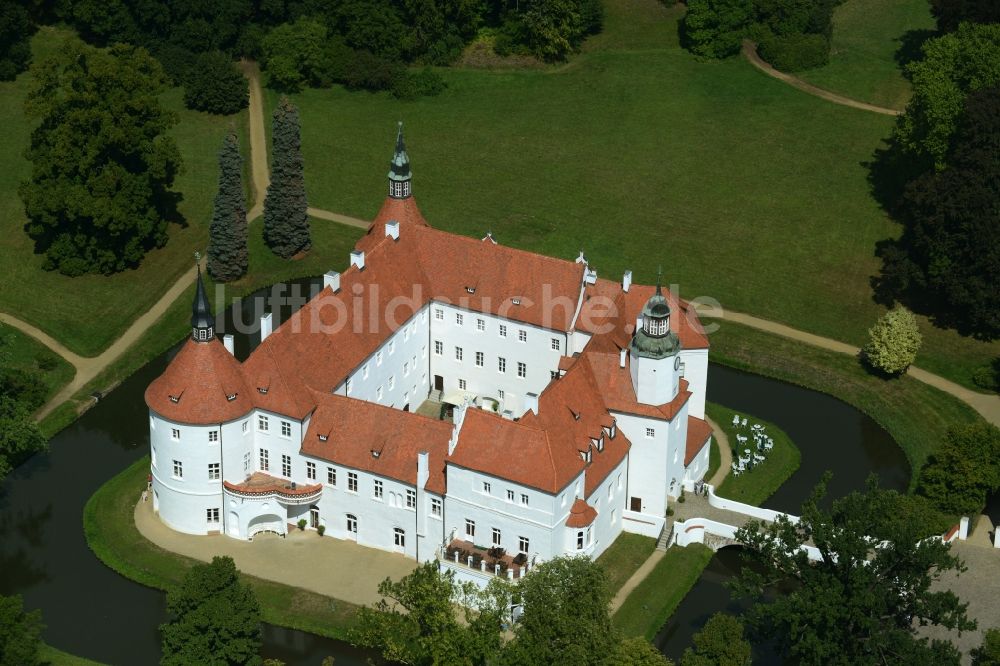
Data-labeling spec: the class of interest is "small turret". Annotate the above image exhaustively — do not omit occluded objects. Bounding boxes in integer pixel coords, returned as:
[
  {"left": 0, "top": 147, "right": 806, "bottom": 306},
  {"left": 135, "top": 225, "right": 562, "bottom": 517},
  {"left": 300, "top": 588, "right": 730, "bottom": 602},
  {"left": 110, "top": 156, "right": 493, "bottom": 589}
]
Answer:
[
  {"left": 191, "top": 261, "right": 215, "bottom": 342},
  {"left": 629, "top": 270, "right": 682, "bottom": 405},
  {"left": 388, "top": 122, "right": 412, "bottom": 200}
]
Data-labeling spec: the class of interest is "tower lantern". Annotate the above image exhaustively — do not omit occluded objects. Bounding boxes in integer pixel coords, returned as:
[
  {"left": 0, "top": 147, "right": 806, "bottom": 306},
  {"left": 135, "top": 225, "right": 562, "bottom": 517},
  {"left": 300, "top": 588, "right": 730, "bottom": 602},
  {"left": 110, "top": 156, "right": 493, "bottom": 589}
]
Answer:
[
  {"left": 388, "top": 122, "right": 412, "bottom": 199},
  {"left": 191, "top": 259, "right": 215, "bottom": 342}
]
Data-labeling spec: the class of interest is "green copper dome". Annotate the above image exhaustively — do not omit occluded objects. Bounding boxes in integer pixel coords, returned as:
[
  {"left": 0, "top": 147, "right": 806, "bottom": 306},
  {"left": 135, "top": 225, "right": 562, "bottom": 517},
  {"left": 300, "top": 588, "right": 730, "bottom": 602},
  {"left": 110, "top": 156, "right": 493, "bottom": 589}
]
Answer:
[
  {"left": 388, "top": 122, "right": 411, "bottom": 184},
  {"left": 631, "top": 278, "right": 680, "bottom": 359}
]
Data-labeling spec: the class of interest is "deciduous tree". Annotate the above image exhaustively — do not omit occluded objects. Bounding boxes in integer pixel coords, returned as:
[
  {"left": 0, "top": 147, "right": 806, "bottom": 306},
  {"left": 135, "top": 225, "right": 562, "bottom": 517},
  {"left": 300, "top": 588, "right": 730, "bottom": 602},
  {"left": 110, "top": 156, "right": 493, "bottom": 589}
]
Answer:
[
  {"left": 861, "top": 306, "right": 922, "bottom": 375},
  {"left": 930, "top": 0, "right": 1000, "bottom": 32},
  {"left": 352, "top": 561, "right": 510, "bottom": 665},
  {"left": 160, "top": 556, "right": 262, "bottom": 666},
  {"left": 0, "top": 0, "right": 34, "bottom": 80},
  {"left": 263, "top": 97, "right": 310, "bottom": 259},
  {"left": 681, "top": 0, "right": 752, "bottom": 59},
  {"left": 19, "top": 38, "right": 182, "bottom": 276},
  {"left": 183, "top": 51, "right": 248, "bottom": 115},
  {"left": 0, "top": 397, "right": 47, "bottom": 480},
  {"left": 207, "top": 131, "right": 248, "bottom": 282},
  {"left": 0, "top": 593, "right": 43, "bottom": 666},
  {"left": 680, "top": 613, "right": 750, "bottom": 666},
  {"left": 917, "top": 422, "right": 1000, "bottom": 516},
  {"left": 732, "top": 476, "right": 973, "bottom": 665}
]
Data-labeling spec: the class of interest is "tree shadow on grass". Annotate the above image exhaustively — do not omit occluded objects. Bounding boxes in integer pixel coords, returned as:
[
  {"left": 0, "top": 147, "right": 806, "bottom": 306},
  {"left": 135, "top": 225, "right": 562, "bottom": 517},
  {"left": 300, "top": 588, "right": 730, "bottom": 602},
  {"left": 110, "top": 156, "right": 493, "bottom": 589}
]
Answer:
[{"left": 894, "top": 29, "right": 937, "bottom": 75}]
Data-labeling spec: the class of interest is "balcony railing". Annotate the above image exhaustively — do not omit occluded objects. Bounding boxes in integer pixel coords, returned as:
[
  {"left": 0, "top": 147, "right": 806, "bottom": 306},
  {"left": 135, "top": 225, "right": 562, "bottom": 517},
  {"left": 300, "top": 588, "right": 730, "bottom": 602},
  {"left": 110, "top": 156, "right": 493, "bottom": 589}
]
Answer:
[{"left": 223, "top": 473, "right": 323, "bottom": 505}]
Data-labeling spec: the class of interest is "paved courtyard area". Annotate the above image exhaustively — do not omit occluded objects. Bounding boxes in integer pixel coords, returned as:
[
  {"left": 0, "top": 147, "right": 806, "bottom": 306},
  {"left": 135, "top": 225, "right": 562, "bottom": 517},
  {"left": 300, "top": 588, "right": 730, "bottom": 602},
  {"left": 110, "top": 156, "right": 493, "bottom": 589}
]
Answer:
[{"left": 135, "top": 500, "right": 417, "bottom": 606}]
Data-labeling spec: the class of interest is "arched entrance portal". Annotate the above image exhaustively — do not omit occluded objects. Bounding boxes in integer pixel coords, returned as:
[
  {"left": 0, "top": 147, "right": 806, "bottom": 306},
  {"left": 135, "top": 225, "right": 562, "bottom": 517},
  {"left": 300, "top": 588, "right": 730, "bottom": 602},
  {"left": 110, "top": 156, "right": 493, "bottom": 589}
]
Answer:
[{"left": 248, "top": 514, "right": 284, "bottom": 538}]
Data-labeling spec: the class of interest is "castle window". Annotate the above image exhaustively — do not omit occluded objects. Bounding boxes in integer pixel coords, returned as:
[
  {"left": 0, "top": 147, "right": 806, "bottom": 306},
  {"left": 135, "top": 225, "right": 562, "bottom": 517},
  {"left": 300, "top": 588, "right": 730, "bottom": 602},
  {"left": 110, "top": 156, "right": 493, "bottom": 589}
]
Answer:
[
  {"left": 475, "top": 352, "right": 484, "bottom": 367},
  {"left": 521, "top": 493, "right": 529, "bottom": 506},
  {"left": 388, "top": 375, "right": 395, "bottom": 390},
  {"left": 394, "top": 527, "right": 405, "bottom": 548},
  {"left": 518, "top": 330, "right": 527, "bottom": 343},
  {"left": 434, "top": 340, "right": 443, "bottom": 355},
  {"left": 498, "top": 389, "right": 505, "bottom": 399},
  {"left": 389, "top": 340, "right": 395, "bottom": 354},
  {"left": 208, "top": 430, "right": 218, "bottom": 443},
  {"left": 492, "top": 528, "right": 502, "bottom": 546},
  {"left": 406, "top": 489, "right": 416, "bottom": 509},
  {"left": 403, "top": 361, "right": 409, "bottom": 376},
  {"left": 551, "top": 338, "right": 560, "bottom": 351},
  {"left": 465, "top": 519, "right": 475, "bottom": 538},
  {"left": 455, "top": 313, "right": 464, "bottom": 326},
  {"left": 259, "top": 449, "right": 269, "bottom": 471},
  {"left": 374, "top": 479, "right": 383, "bottom": 500},
  {"left": 517, "top": 362, "right": 526, "bottom": 378},
  {"left": 348, "top": 472, "right": 358, "bottom": 493},
  {"left": 376, "top": 351, "right": 383, "bottom": 366},
  {"left": 243, "top": 451, "right": 250, "bottom": 472},
  {"left": 507, "top": 489, "right": 515, "bottom": 502},
  {"left": 499, "top": 324, "right": 507, "bottom": 338},
  {"left": 458, "top": 379, "right": 467, "bottom": 390},
  {"left": 363, "top": 363, "right": 370, "bottom": 379},
  {"left": 498, "top": 357, "right": 506, "bottom": 373},
  {"left": 171, "top": 428, "right": 180, "bottom": 441},
  {"left": 431, "top": 498, "right": 442, "bottom": 517},
  {"left": 645, "top": 427, "right": 655, "bottom": 438},
  {"left": 519, "top": 536, "right": 530, "bottom": 554},
  {"left": 258, "top": 415, "right": 269, "bottom": 432},
  {"left": 281, "top": 421, "right": 291, "bottom": 437},
  {"left": 477, "top": 318, "right": 485, "bottom": 331},
  {"left": 455, "top": 346, "right": 463, "bottom": 361},
  {"left": 576, "top": 531, "right": 584, "bottom": 550},
  {"left": 207, "top": 508, "right": 220, "bottom": 523},
  {"left": 242, "top": 421, "right": 248, "bottom": 434},
  {"left": 482, "top": 481, "right": 491, "bottom": 494},
  {"left": 208, "top": 463, "right": 220, "bottom": 480},
  {"left": 306, "top": 461, "right": 316, "bottom": 480},
  {"left": 327, "top": 467, "right": 336, "bottom": 486},
  {"left": 435, "top": 308, "right": 443, "bottom": 320},
  {"left": 172, "top": 460, "right": 183, "bottom": 479},
  {"left": 281, "top": 454, "right": 291, "bottom": 477},
  {"left": 376, "top": 386, "right": 383, "bottom": 401}
]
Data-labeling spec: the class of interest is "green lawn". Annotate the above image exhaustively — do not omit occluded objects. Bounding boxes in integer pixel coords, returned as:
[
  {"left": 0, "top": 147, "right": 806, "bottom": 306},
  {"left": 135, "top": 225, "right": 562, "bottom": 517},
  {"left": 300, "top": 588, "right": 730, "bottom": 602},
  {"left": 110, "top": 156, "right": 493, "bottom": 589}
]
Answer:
[
  {"left": 797, "top": 0, "right": 935, "bottom": 110},
  {"left": 705, "top": 402, "right": 801, "bottom": 505},
  {"left": 265, "top": 0, "right": 999, "bottom": 392},
  {"left": 0, "top": 323, "right": 75, "bottom": 407},
  {"left": 84, "top": 456, "right": 362, "bottom": 641},
  {"left": 709, "top": 319, "right": 983, "bottom": 485},
  {"left": 40, "top": 218, "right": 363, "bottom": 437},
  {"left": 39, "top": 644, "right": 106, "bottom": 666},
  {"left": 0, "top": 27, "right": 247, "bottom": 357},
  {"left": 596, "top": 532, "right": 656, "bottom": 595},
  {"left": 612, "top": 544, "right": 714, "bottom": 640}
]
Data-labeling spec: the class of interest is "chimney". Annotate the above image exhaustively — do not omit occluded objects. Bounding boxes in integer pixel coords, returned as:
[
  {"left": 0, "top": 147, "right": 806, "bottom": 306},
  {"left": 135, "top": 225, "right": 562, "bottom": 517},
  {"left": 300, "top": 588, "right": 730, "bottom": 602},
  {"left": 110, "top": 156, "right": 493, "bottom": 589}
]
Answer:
[
  {"left": 324, "top": 270, "right": 341, "bottom": 292},
  {"left": 622, "top": 270, "right": 632, "bottom": 293},
  {"left": 501, "top": 410, "right": 513, "bottom": 420},
  {"left": 635, "top": 315, "right": 643, "bottom": 333},
  {"left": 584, "top": 267, "right": 597, "bottom": 285},
  {"left": 385, "top": 220, "right": 400, "bottom": 240},
  {"left": 524, "top": 392, "right": 539, "bottom": 416},
  {"left": 260, "top": 312, "right": 273, "bottom": 342},
  {"left": 619, "top": 347, "right": 627, "bottom": 368},
  {"left": 350, "top": 250, "right": 365, "bottom": 270},
  {"left": 417, "top": 451, "right": 429, "bottom": 490},
  {"left": 223, "top": 334, "right": 235, "bottom": 355}
]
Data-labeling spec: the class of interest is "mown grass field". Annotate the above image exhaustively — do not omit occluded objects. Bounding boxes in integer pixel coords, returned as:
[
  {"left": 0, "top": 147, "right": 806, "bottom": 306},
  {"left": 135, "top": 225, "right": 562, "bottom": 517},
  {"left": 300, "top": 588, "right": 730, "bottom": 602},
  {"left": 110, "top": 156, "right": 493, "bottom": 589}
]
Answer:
[
  {"left": 266, "top": 0, "right": 999, "bottom": 391},
  {"left": 0, "top": 323, "right": 75, "bottom": 406},
  {"left": 0, "top": 27, "right": 247, "bottom": 357},
  {"left": 797, "top": 0, "right": 936, "bottom": 110},
  {"left": 595, "top": 532, "right": 656, "bottom": 595},
  {"left": 705, "top": 402, "right": 801, "bottom": 504}
]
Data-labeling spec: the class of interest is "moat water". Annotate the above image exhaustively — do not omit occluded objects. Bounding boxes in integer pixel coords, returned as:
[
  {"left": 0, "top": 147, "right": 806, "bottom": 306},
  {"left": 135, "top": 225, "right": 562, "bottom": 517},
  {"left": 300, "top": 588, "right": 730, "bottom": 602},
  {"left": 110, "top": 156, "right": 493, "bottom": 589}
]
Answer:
[{"left": 0, "top": 279, "right": 910, "bottom": 664}]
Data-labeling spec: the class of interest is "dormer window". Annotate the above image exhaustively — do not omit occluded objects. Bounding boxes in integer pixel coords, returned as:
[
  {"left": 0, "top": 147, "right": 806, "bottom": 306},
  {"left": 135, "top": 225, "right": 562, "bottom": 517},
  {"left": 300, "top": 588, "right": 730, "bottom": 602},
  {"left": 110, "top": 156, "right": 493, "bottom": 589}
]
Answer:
[
  {"left": 371, "top": 450, "right": 381, "bottom": 458},
  {"left": 511, "top": 298, "right": 521, "bottom": 305},
  {"left": 318, "top": 434, "right": 328, "bottom": 442},
  {"left": 257, "top": 387, "right": 268, "bottom": 395},
  {"left": 598, "top": 435, "right": 605, "bottom": 451},
  {"left": 466, "top": 286, "right": 475, "bottom": 294},
  {"left": 168, "top": 395, "right": 180, "bottom": 404},
  {"left": 226, "top": 393, "right": 238, "bottom": 402},
  {"left": 610, "top": 421, "right": 617, "bottom": 438}
]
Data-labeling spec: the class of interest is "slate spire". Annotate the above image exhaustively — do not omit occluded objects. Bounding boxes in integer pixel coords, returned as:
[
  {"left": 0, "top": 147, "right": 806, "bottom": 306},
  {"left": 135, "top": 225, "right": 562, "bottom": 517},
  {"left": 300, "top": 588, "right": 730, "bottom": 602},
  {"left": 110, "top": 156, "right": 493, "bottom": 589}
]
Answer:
[
  {"left": 191, "top": 257, "right": 215, "bottom": 342},
  {"left": 388, "top": 122, "right": 412, "bottom": 199}
]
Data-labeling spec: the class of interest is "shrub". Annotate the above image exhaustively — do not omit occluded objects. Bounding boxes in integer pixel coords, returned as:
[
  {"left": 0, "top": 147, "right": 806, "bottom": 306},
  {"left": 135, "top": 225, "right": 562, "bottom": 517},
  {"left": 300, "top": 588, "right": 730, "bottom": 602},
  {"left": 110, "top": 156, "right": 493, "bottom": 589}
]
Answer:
[
  {"left": 758, "top": 31, "right": 830, "bottom": 71},
  {"left": 183, "top": 51, "right": 248, "bottom": 115},
  {"left": 391, "top": 67, "right": 447, "bottom": 100},
  {"left": 972, "top": 360, "right": 1000, "bottom": 393},
  {"left": 862, "top": 306, "right": 923, "bottom": 375},
  {"left": 317, "top": 524, "right": 326, "bottom": 536},
  {"left": 297, "top": 518, "right": 307, "bottom": 530},
  {"left": 917, "top": 422, "right": 1000, "bottom": 516}
]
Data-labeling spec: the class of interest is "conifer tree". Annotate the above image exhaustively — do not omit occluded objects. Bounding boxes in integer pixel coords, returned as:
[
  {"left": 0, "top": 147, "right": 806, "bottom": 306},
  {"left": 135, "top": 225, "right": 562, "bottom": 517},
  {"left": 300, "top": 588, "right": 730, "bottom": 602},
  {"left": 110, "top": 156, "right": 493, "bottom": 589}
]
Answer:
[
  {"left": 263, "top": 97, "right": 310, "bottom": 258},
  {"left": 207, "top": 131, "right": 248, "bottom": 282}
]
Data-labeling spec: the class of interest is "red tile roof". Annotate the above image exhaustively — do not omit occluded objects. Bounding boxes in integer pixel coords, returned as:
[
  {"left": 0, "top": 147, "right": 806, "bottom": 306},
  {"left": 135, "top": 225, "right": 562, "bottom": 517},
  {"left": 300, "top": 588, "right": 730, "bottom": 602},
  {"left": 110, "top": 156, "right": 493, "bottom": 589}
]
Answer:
[
  {"left": 145, "top": 338, "right": 253, "bottom": 425},
  {"left": 241, "top": 342, "right": 317, "bottom": 420},
  {"left": 566, "top": 499, "right": 598, "bottom": 528},
  {"left": 302, "top": 392, "right": 453, "bottom": 494},
  {"left": 583, "top": 351, "right": 692, "bottom": 422},
  {"left": 685, "top": 416, "right": 713, "bottom": 465},
  {"left": 224, "top": 471, "right": 322, "bottom": 498},
  {"left": 356, "top": 195, "right": 429, "bottom": 254}
]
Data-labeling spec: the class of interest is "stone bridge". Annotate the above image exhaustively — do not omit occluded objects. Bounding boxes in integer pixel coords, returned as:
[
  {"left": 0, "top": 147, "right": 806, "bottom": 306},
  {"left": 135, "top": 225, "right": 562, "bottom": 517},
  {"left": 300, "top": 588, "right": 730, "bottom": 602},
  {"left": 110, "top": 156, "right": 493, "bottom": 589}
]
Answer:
[{"left": 667, "top": 483, "right": 966, "bottom": 563}]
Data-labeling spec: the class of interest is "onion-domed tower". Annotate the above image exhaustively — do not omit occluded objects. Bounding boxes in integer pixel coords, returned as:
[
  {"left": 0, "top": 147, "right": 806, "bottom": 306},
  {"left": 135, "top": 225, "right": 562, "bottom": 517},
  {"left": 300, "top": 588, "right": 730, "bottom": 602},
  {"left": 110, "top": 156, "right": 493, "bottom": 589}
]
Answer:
[{"left": 629, "top": 273, "right": 682, "bottom": 405}]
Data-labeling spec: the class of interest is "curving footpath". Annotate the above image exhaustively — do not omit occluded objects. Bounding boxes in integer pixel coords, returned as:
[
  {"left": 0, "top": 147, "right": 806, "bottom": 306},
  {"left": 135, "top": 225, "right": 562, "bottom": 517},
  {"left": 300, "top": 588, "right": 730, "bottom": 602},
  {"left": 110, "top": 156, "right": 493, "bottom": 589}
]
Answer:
[{"left": 742, "top": 41, "right": 902, "bottom": 117}]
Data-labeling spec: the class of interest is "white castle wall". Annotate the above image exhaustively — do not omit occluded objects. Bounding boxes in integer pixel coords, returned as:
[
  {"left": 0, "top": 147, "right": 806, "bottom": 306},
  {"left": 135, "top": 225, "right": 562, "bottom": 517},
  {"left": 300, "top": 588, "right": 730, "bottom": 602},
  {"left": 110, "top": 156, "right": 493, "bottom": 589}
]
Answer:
[{"left": 679, "top": 348, "right": 708, "bottom": 419}]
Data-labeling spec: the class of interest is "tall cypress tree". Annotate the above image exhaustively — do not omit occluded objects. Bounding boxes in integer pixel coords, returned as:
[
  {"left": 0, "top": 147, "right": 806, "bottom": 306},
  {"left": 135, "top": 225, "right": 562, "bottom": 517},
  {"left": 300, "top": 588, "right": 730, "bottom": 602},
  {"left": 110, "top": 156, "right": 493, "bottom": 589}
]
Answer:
[
  {"left": 263, "top": 97, "right": 311, "bottom": 258},
  {"left": 207, "top": 130, "right": 248, "bottom": 282}
]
